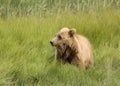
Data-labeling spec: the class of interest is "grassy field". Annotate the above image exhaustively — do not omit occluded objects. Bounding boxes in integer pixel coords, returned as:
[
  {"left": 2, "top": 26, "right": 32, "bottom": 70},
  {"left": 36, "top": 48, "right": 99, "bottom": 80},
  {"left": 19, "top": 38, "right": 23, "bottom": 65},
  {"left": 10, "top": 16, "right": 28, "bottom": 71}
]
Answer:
[{"left": 0, "top": 0, "right": 120, "bottom": 86}]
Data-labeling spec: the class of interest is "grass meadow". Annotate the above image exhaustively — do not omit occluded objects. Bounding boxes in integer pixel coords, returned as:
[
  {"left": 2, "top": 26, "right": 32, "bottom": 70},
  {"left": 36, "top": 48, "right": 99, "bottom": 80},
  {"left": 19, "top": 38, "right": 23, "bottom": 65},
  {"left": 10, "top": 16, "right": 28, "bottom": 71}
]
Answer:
[{"left": 0, "top": 0, "right": 120, "bottom": 86}]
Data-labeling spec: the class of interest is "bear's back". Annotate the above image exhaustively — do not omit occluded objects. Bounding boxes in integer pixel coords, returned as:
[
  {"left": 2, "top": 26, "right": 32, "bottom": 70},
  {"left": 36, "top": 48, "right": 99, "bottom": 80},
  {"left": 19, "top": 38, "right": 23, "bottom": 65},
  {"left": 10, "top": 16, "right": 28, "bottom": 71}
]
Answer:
[{"left": 75, "top": 35, "right": 94, "bottom": 67}]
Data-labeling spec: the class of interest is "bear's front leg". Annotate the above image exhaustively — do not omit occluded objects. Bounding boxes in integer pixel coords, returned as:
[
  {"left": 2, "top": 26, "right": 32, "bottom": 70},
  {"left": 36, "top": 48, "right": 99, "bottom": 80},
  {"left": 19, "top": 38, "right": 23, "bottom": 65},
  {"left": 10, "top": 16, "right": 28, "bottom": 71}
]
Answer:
[
  {"left": 55, "top": 50, "right": 61, "bottom": 61},
  {"left": 70, "top": 56, "right": 80, "bottom": 67}
]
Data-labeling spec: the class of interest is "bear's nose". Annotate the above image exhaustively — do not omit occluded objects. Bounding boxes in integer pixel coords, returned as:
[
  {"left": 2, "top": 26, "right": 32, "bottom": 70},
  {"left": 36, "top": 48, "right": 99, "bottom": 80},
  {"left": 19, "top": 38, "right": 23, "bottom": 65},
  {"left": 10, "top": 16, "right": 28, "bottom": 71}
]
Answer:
[{"left": 50, "top": 41, "right": 53, "bottom": 46}]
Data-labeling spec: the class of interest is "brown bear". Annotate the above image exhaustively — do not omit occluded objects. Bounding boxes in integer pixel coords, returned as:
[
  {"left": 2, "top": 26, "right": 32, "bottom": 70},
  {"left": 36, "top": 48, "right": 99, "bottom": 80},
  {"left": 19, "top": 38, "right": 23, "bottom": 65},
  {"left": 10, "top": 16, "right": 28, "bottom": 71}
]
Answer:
[{"left": 50, "top": 27, "right": 94, "bottom": 69}]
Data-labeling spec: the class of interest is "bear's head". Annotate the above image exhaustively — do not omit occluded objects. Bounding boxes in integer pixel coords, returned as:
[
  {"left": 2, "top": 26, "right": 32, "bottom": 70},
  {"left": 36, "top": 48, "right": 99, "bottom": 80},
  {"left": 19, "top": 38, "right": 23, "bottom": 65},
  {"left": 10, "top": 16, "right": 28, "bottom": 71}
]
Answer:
[{"left": 50, "top": 27, "right": 76, "bottom": 50}]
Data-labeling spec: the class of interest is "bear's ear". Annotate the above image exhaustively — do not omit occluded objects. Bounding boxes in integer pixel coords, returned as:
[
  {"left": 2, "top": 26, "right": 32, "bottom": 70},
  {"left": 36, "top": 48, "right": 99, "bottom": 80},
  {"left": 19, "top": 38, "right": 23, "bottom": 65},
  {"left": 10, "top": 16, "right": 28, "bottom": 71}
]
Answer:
[{"left": 69, "top": 28, "right": 76, "bottom": 37}]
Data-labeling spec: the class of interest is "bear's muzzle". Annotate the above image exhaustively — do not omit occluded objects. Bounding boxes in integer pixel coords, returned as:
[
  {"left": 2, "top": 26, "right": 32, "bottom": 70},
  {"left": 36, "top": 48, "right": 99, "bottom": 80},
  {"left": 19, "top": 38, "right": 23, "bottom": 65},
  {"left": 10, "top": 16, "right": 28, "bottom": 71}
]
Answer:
[{"left": 50, "top": 41, "right": 54, "bottom": 46}]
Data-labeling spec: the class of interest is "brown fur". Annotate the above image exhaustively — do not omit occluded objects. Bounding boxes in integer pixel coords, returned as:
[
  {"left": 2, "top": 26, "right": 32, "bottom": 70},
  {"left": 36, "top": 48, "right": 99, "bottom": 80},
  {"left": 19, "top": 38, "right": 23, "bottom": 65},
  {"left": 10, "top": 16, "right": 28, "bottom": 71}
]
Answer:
[{"left": 50, "top": 27, "right": 94, "bottom": 69}]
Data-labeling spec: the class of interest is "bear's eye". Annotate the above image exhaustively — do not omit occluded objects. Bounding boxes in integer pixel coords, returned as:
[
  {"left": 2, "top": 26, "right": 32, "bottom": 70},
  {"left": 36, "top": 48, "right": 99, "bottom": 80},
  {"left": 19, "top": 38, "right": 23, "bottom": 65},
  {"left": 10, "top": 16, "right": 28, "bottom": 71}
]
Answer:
[{"left": 57, "top": 35, "right": 62, "bottom": 40}]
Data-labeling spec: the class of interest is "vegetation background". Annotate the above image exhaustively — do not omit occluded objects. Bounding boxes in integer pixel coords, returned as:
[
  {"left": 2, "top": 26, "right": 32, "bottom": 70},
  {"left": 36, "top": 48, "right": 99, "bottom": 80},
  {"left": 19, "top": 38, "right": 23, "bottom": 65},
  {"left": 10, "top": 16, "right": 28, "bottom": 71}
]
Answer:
[{"left": 0, "top": 0, "right": 120, "bottom": 86}]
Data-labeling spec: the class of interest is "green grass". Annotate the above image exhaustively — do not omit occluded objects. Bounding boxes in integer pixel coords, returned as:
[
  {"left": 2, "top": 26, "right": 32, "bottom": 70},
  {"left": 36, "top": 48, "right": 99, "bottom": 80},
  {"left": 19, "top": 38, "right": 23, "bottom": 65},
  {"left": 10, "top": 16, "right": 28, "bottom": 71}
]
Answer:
[
  {"left": 0, "top": 0, "right": 120, "bottom": 18},
  {"left": 0, "top": 9, "right": 120, "bottom": 86}
]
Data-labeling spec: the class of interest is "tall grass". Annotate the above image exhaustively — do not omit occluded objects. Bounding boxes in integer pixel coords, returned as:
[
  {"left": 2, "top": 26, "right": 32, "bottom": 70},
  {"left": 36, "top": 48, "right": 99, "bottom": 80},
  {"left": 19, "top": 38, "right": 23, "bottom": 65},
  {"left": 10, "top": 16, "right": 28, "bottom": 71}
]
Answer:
[
  {"left": 0, "top": 0, "right": 120, "bottom": 18},
  {"left": 0, "top": 0, "right": 120, "bottom": 86},
  {"left": 0, "top": 9, "right": 120, "bottom": 85}
]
